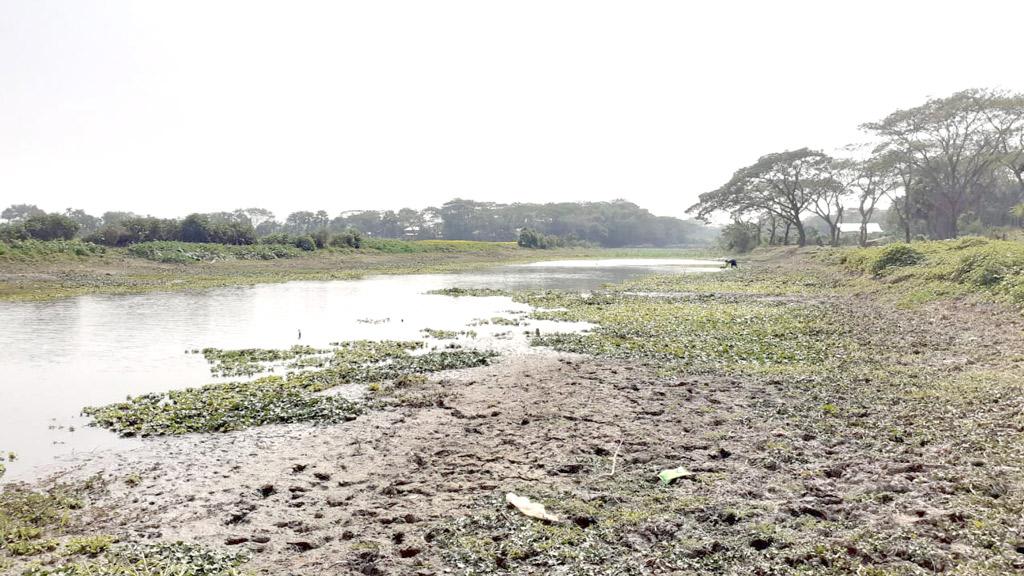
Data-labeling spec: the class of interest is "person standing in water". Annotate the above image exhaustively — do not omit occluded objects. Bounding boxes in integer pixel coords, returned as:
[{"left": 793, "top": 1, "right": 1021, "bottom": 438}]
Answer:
[{"left": 297, "top": 328, "right": 302, "bottom": 340}]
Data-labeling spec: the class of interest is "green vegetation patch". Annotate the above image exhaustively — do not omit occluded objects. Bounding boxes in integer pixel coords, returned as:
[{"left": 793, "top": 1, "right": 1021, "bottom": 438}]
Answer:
[
  {"left": 512, "top": 275, "right": 851, "bottom": 373},
  {"left": 126, "top": 241, "right": 300, "bottom": 263},
  {"left": 83, "top": 377, "right": 362, "bottom": 436},
  {"left": 85, "top": 341, "right": 497, "bottom": 436},
  {"left": 1, "top": 475, "right": 246, "bottom": 575},
  {"left": 0, "top": 240, "right": 105, "bottom": 263},
  {"left": 362, "top": 239, "right": 518, "bottom": 253},
  {"left": 200, "top": 345, "right": 332, "bottom": 377},
  {"left": 427, "top": 287, "right": 513, "bottom": 298},
  {"left": 836, "top": 238, "right": 1024, "bottom": 306},
  {"left": 23, "top": 541, "right": 248, "bottom": 576}
]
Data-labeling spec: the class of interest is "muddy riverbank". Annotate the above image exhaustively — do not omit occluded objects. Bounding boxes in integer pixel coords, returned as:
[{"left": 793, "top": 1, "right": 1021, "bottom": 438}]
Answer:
[{"left": 3, "top": 248, "right": 1024, "bottom": 575}]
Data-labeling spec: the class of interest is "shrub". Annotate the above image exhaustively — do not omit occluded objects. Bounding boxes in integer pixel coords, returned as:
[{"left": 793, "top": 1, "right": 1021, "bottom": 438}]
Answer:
[
  {"left": 329, "top": 228, "right": 362, "bottom": 249},
  {"left": 517, "top": 228, "right": 586, "bottom": 249},
  {"left": 869, "top": 244, "right": 925, "bottom": 275},
  {"left": 294, "top": 235, "right": 316, "bottom": 251},
  {"left": 311, "top": 228, "right": 329, "bottom": 249},
  {"left": 0, "top": 223, "right": 30, "bottom": 242}
]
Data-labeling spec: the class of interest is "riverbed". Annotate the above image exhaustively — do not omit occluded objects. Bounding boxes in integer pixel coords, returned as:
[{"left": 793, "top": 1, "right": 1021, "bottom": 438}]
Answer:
[{"left": 0, "top": 258, "right": 720, "bottom": 481}]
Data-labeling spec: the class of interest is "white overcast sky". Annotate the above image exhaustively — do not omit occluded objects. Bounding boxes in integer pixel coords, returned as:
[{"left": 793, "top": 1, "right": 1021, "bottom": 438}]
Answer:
[{"left": 2, "top": 0, "right": 1023, "bottom": 221}]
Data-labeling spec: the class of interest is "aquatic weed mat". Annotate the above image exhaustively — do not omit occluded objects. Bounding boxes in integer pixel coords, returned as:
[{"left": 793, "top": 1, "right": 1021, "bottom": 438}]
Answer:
[{"left": 84, "top": 340, "right": 497, "bottom": 436}]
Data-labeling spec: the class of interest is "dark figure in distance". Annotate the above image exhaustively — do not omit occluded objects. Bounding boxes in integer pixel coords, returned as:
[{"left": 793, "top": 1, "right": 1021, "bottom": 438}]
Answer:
[{"left": 724, "top": 259, "right": 738, "bottom": 268}]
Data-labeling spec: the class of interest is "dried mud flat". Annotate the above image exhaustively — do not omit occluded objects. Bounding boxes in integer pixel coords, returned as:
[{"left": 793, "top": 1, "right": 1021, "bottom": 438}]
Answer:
[{"left": 13, "top": 259, "right": 1024, "bottom": 575}]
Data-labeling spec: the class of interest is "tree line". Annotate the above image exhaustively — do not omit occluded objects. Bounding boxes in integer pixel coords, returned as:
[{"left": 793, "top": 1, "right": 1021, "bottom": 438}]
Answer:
[
  {"left": 688, "top": 89, "right": 1024, "bottom": 250},
  {"left": 0, "top": 199, "right": 714, "bottom": 248}
]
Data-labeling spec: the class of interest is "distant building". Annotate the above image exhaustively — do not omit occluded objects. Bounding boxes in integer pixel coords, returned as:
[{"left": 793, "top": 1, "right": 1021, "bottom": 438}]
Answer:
[{"left": 838, "top": 222, "right": 882, "bottom": 235}]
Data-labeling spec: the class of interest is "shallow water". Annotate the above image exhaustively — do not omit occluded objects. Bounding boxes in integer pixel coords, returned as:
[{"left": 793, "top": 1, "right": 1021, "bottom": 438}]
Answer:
[{"left": 0, "top": 258, "right": 718, "bottom": 481}]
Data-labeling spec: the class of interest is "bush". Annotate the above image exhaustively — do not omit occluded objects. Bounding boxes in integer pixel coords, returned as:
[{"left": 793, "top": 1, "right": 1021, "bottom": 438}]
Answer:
[
  {"left": 329, "top": 229, "right": 362, "bottom": 249},
  {"left": 294, "top": 235, "right": 316, "bottom": 251},
  {"left": 0, "top": 223, "right": 30, "bottom": 242},
  {"left": 517, "top": 228, "right": 586, "bottom": 249},
  {"left": 0, "top": 239, "right": 105, "bottom": 261},
  {"left": 869, "top": 244, "right": 925, "bottom": 275},
  {"left": 311, "top": 228, "right": 329, "bottom": 249},
  {"left": 85, "top": 217, "right": 182, "bottom": 246},
  {"left": 952, "top": 244, "right": 1024, "bottom": 287},
  {"left": 126, "top": 241, "right": 299, "bottom": 262}
]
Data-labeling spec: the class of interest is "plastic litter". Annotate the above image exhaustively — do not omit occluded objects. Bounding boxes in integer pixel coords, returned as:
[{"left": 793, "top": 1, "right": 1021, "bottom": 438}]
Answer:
[
  {"left": 658, "top": 466, "right": 695, "bottom": 485},
  {"left": 505, "top": 492, "right": 561, "bottom": 522}
]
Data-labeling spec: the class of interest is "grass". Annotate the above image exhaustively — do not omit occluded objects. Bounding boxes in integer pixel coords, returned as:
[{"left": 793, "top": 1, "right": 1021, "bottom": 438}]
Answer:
[
  {"left": 360, "top": 239, "right": 518, "bottom": 253},
  {"left": 19, "top": 541, "right": 249, "bottom": 575},
  {"left": 0, "top": 239, "right": 106, "bottom": 262},
  {"left": 828, "top": 237, "right": 1024, "bottom": 307},
  {"left": 0, "top": 240, "right": 719, "bottom": 302},
  {"left": 0, "top": 476, "right": 190, "bottom": 575},
  {"left": 433, "top": 248, "right": 1024, "bottom": 574}
]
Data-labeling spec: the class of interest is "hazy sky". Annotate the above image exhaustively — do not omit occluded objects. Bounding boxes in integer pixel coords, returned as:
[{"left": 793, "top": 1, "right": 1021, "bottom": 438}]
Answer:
[{"left": 2, "top": 1, "right": 1023, "bottom": 221}]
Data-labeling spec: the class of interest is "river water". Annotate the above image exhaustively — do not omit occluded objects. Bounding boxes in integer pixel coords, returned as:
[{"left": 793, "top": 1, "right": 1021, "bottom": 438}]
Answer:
[{"left": 0, "top": 258, "right": 720, "bottom": 481}]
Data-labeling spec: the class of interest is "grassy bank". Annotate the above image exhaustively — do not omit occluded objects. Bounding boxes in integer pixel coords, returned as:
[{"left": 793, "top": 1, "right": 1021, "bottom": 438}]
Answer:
[
  {"left": 0, "top": 239, "right": 716, "bottom": 302},
  {"left": 825, "top": 237, "right": 1024, "bottom": 307},
  {"left": 430, "top": 246, "right": 1024, "bottom": 574}
]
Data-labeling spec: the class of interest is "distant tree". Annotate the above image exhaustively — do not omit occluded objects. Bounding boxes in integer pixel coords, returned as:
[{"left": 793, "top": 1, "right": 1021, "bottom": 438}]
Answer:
[
  {"left": 236, "top": 208, "right": 275, "bottom": 229},
  {"left": 284, "top": 211, "right": 329, "bottom": 235},
  {"left": 1010, "top": 202, "right": 1024, "bottom": 226},
  {"left": 99, "top": 211, "right": 139, "bottom": 228},
  {"left": 808, "top": 157, "right": 851, "bottom": 247},
  {"left": 63, "top": 208, "right": 102, "bottom": 236},
  {"left": 718, "top": 220, "right": 759, "bottom": 253},
  {"left": 380, "top": 210, "right": 402, "bottom": 238},
  {"left": 255, "top": 219, "right": 280, "bottom": 237},
  {"left": 23, "top": 214, "right": 80, "bottom": 240},
  {"left": 2, "top": 204, "right": 45, "bottom": 223},
  {"left": 180, "top": 213, "right": 213, "bottom": 243},
  {"left": 849, "top": 155, "right": 900, "bottom": 246}
]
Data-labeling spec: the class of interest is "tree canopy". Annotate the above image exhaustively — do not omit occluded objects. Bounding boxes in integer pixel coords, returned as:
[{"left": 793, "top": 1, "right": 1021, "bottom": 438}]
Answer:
[{"left": 688, "top": 88, "right": 1024, "bottom": 249}]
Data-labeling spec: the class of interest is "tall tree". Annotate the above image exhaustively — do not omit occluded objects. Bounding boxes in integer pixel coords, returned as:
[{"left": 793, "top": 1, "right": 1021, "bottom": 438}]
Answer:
[
  {"left": 850, "top": 156, "right": 900, "bottom": 246},
  {"left": 688, "top": 149, "right": 830, "bottom": 246},
  {"left": 808, "top": 157, "right": 852, "bottom": 247},
  {"left": 863, "top": 89, "right": 1024, "bottom": 238}
]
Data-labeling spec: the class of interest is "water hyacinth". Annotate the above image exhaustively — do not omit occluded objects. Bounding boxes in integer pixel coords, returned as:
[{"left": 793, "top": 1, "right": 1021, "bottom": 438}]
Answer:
[{"left": 84, "top": 344, "right": 497, "bottom": 436}]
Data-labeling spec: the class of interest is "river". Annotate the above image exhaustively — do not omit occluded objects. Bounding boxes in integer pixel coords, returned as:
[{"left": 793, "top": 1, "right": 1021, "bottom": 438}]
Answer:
[{"left": 0, "top": 258, "right": 720, "bottom": 481}]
